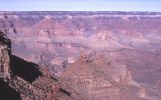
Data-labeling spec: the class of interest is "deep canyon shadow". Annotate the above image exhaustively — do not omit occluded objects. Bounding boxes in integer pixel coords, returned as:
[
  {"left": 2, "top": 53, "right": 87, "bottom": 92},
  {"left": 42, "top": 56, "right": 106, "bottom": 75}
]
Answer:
[
  {"left": 10, "top": 55, "right": 42, "bottom": 83},
  {"left": 0, "top": 78, "right": 21, "bottom": 100}
]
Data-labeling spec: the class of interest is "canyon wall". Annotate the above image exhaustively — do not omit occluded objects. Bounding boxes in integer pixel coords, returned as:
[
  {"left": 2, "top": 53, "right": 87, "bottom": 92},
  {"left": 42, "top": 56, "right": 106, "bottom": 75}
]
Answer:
[
  {"left": 1, "top": 11, "right": 161, "bottom": 99},
  {"left": 1, "top": 12, "right": 161, "bottom": 73}
]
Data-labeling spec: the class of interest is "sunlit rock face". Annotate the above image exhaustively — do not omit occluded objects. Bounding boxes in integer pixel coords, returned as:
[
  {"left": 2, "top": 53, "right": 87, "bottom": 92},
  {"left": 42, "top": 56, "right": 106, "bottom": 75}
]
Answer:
[
  {"left": 0, "top": 32, "right": 11, "bottom": 80},
  {"left": 60, "top": 54, "right": 145, "bottom": 100}
]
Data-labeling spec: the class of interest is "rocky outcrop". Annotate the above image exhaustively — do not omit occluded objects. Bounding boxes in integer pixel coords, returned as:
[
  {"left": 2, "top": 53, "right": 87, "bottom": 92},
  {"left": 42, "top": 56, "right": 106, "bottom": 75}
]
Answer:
[
  {"left": 0, "top": 32, "right": 11, "bottom": 80},
  {"left": 0, "top": 31, "right": 74, "bottom": 100},
  {"left": 60, "top": 53, "right": 145, "bottom": 100}
]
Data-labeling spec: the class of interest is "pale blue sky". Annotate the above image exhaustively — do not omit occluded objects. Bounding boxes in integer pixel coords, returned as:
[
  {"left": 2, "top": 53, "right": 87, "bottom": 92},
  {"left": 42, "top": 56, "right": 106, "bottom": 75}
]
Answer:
[{"left": 0, "top": 0, "right": 161, "bottom": 11}]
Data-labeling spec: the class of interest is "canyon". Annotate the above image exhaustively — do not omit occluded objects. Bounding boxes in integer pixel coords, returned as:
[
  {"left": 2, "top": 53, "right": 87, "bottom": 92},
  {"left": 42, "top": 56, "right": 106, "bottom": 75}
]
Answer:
[{"left": 0, "top": 11, "right": 161, "bottom": 99}]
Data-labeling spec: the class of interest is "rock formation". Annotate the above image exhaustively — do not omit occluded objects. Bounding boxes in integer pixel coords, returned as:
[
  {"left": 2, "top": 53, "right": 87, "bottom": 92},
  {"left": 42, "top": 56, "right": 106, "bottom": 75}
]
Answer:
[
  {"left": 0, "top": 32, "right": 11, "bottom": 80},
  {"left": 0, "top": 31, "right": 74, "bottom": 100},
  {"left": 60, "top": 53, "right": 146, "bottom": 100},
  {"left": 1, "top": 11, "right": 161, "bottom": 100},
  {"left": 0, "top": 31, "right": 149, "bottom": 100},
  {"left": 1, "top": 11, "right": 161, "bottom": 73}
]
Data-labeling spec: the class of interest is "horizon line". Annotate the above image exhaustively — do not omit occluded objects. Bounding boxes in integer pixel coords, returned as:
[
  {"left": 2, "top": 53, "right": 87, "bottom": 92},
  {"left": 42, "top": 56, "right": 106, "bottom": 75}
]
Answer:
[{"left": 0, "top": 11, "right": 161, "bottom": 13}]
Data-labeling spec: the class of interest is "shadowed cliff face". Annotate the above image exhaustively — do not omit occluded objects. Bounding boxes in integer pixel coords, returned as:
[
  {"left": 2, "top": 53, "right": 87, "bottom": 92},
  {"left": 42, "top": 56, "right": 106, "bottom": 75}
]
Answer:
[
  {"left": 10, "top": 55, "right": 43, "bottom": 83},
  {"left": 0, "top": 78, "right": 21, "bottom": 100}
]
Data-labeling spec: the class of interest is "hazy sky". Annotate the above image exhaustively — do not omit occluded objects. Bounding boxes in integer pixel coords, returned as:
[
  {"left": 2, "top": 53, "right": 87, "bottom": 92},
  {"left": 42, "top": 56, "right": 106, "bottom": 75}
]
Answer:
[{"left": 0, "top": 0, "right": 161, "bottom": 11}]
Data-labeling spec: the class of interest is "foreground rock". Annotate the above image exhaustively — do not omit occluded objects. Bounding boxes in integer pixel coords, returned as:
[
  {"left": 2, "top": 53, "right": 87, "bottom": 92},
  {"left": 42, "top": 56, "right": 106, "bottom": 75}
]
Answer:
[
  {"left": 60, "top": 53, "right": 146, "bottom": 100},
  {"left": 0, "top": 31, "right": 75, "bottom": 100}
]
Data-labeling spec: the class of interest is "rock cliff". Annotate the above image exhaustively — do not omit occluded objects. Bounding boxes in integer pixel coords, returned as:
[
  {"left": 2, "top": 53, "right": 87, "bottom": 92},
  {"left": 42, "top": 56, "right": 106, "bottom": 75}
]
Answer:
[{"left": 0, "top": 31, "right": 75, "bottom": 100}]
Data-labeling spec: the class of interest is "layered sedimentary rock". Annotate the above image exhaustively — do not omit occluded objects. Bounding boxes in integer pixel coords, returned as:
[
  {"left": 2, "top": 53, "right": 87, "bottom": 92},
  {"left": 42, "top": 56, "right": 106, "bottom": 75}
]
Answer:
[
  {"left": 1, "top": 11, "right": 161, "bottom": 73},
  {"left": 1, "top": 12, "right": 161, "bottom": 100}
]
